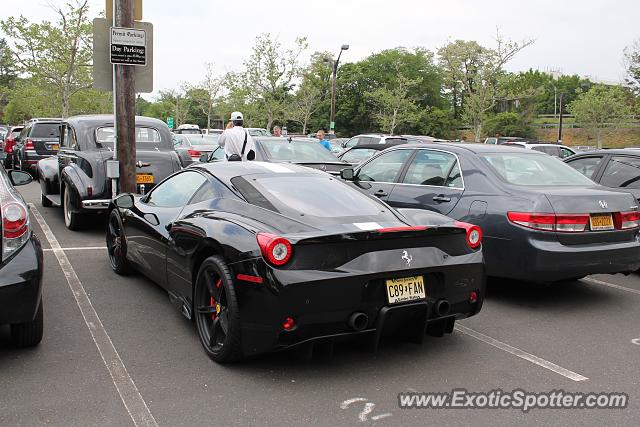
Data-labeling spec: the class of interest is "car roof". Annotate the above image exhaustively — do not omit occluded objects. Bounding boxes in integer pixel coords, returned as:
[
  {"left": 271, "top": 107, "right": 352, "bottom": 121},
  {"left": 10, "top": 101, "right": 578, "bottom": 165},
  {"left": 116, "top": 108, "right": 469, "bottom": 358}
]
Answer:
[
  {"left": 63, "top": 114, "right": 168, "bottom": 128},
  {"left": 568, "top": 148, "right": 640, "bottom": 156},
  {"left": 345, "top": 143, "right": 403, "bottom": 150},
  {"left": 192, "top": 161, "right": 324, "bottom": 183},
  {"left": 403, "top": 142, "right": 548, "bottom": 155}
]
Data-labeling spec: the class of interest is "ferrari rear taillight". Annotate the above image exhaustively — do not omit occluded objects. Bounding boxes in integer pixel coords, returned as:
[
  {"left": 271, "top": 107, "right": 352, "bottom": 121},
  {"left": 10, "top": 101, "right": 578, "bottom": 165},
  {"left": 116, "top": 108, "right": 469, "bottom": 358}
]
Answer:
[
  {"left": 1, "top": 190, "right": 30, "bottom": 261},
  {"left": 614, "top": 211, "right": 640, "bottom": 230},
  {"left": 454, "top": 221, "right": 482, "bottom": 249},
  {"left": 24, "top": 138, "right": 34, "bottom": 150},
  {"left": 187, "top": 149, "right": 201, "bottom": 159},
  {"left": 257, "top": 232, "right": 292, "bottom": 266}
]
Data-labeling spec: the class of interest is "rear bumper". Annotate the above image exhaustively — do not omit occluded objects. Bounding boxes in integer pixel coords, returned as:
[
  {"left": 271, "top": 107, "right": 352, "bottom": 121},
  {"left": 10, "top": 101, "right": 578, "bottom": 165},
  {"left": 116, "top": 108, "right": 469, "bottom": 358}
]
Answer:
[
  {"left": 82, "top": 199, "right": 111, "bottom": 210},
  {"left": 233, "top": 251, "right": 485, "bottom": 357},
  {"left": 0, "top": 235, "right": 44, "bottom": 324},
  {"left": 485, "top": 233, "right": 640, "bottom": 281},
  {"left": 22, "top": 152, "right": 56, "bottom": 170}
]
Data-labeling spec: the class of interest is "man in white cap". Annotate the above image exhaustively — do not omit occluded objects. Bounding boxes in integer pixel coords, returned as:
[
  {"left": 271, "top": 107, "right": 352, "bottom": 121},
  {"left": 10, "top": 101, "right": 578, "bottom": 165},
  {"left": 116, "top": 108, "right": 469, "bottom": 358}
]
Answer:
[{"left": 219, "top": 111, "right": 256, "bottom": 161}]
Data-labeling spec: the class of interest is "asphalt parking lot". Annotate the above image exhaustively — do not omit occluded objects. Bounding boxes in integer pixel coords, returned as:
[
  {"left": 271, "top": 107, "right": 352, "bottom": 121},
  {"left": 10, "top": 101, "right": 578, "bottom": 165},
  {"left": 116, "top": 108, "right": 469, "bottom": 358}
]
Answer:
[{"left": 2, "top": 181, "right": 640, "bottom": 426}]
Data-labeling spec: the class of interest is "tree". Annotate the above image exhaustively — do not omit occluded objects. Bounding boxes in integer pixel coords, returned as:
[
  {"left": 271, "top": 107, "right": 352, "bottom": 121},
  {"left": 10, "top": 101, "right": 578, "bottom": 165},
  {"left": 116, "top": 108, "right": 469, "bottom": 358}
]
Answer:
[
  {"left": 483, "top": 112, "right": 534, "bottom": 138},
  {"left": 438, "top": 32, "right": 534, "bottom": 141},
  {"left": 237, "top": 34, "right": 307, "bottom": 130},
  {"left": 568, "top": 85, "right": 632, "bottom": 148},
  {"left": 288, "top": 52, "right": 332, "bottom": 134},
  {"left": 186, "top": 63, "right": 223, "bottom": 130},
  {"left": 624, "top": 39, "right": 640, "bottom": 95},
  {"left": 365, "top": 60, "right": 422, "bottom": 134},
  {"left": 1, "top": 0, "right": 93, "bottom": 118}
]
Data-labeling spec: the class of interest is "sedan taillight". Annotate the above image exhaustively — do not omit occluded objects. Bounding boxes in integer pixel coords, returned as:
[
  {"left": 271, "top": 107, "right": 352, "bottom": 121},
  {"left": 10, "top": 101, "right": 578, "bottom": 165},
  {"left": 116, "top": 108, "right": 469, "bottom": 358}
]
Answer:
[
  {"left": 24, "top": 138, "right": 34, "bottom": 150},
  {"left": 614, "top": 211, "right": 640, "bottom": 230},
  {"left": 187, "top": 149, "right": 201, "bottom": 159},
  {"left": 508, "top": 212, "right": 589, "bottom": 232}
]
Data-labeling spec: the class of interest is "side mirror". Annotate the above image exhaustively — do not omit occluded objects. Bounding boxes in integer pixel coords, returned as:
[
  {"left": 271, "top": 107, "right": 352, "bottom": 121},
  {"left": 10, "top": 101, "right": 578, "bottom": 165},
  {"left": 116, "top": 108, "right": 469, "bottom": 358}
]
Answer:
[
  {"left": 143, "top": 213, "right": 159, "bottom": 226},
  {"left": 114, "top": 193, "right": 134, "bottom": 209},
  {"left": 199, "top": 153, "right": 208, "bottom": 163},
  {"left": 8, "top": 170, "right": 33, "bottom": 186},
  {"left": 340, "top": 168, "right": 355, "bottom": 181}
]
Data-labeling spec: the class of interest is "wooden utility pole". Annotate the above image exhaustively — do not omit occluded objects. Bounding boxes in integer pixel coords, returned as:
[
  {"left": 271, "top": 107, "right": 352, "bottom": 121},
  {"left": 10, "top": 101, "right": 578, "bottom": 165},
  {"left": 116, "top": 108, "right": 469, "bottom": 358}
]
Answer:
[{"left": 114, "top": 0, "right": 136, "bottom": 193}]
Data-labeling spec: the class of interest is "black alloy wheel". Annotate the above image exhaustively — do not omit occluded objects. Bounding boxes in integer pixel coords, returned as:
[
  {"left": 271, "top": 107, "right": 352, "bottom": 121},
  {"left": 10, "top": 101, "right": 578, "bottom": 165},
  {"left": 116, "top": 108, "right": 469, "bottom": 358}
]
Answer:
[
  {"left": 107, "top": 209, "right": 129, "bottom": 275},
  {"left": 194, "top": 255, "right": 242, "bottom": 363}
]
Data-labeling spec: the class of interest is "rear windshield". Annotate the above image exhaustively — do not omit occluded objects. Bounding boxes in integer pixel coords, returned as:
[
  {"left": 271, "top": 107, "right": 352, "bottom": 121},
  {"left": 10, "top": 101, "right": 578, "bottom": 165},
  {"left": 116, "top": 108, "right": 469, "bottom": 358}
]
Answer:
[
  {"left": 96, "top": 126, "right": 167, "bottom": 148},
  {"left": 185, "top": 135, "right": 220, "bottom": 145},
  {"left": 31, "top": 123, "right": 61, "bottom": 138},
  {"left": 481, "top": 153, "right": 595, "bottom": 186},
  {"left": 260, "top": 140, "right": 342, "bottom": 163},
  {"left": 231, "top": 174, "right": 389, "bottom": 219}
]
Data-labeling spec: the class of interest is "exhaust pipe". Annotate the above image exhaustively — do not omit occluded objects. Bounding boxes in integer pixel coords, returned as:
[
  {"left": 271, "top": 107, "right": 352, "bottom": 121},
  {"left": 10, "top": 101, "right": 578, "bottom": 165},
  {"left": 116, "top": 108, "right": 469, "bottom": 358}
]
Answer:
[
  {"left": 348, "top": 312, "right": 369, "bottom": 331},
  {"left": 434, "top": 299, "right": 451, "bottom": 317}
]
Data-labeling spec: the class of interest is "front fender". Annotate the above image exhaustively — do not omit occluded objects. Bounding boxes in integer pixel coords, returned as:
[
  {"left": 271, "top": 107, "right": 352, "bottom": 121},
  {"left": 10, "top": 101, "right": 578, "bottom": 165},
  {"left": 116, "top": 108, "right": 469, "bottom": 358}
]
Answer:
[{"left": 37, "top": 157, "right": 60, "bottom": 195}]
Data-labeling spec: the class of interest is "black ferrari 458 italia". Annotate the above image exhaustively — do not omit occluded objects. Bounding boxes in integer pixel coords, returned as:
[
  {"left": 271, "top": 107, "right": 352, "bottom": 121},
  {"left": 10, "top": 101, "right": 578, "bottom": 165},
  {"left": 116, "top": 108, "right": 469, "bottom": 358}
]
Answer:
[{"left": 106, "top": 162, "right": 485, "bottom": 362}]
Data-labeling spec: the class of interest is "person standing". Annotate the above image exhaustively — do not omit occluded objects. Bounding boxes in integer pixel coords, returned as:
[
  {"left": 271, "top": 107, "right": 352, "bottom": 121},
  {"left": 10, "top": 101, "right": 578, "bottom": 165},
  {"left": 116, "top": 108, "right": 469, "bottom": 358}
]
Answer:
[
  {"left": 316, "top": 129, "right": 332, "bottom": 151},
  {"left": 219, "top": 112, "right": 256, "bottom": 161},
  {"left": 273, "top": 126, "right": 283, "bottom": 137}
]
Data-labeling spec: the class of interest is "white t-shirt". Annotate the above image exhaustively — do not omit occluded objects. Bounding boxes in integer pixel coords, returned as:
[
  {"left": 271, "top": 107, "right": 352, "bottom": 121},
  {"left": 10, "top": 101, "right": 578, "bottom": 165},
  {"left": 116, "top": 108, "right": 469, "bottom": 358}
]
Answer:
[{"left": 219, "top": 126, "right": 257, "bottom": 161}]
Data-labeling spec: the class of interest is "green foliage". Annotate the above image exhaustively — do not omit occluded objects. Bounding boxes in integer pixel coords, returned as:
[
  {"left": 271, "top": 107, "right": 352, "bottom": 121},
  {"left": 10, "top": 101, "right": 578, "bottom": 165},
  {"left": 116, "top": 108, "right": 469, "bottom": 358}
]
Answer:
[
  {"left": 568, "top": 85, "right": 633, "bottom": 148},
  {"left": 483, "top": 112, "right": 534, "bottom": 138},
  {"left": 624, "top": 39, "right": 640, "bottom": 94}
]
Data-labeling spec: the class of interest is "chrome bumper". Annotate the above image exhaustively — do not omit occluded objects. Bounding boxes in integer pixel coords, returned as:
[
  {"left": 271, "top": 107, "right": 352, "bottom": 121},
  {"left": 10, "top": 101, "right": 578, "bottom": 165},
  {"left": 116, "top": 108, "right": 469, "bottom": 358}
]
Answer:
[{"left": 81, "top": 199, "right": 111, "bottom": 209}]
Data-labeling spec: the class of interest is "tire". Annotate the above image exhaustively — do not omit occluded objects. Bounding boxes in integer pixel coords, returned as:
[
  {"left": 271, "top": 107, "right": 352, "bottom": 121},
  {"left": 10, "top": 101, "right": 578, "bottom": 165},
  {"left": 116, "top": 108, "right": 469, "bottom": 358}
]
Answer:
[
  {"left": 106, "top": 209, "right": 130, "bottom": 275},
  {"left": 41, "top": 192, "right": 53, "bottom": 207},
  {"left": 62, "top": 186, "right": 83, "bottom": 230},
  {"left": 194, "top": 255, "right": 243, "bottom": 363},
  {"left": 11, "top": 300, "right": 44, "bottom": 347}
]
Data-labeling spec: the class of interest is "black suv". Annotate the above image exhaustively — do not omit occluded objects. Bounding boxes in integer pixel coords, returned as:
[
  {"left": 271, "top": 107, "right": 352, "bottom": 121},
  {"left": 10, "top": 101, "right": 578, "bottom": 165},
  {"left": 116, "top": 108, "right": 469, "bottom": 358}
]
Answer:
[{"left": 13, "top": 118, "right": 62, "bottom": 173}]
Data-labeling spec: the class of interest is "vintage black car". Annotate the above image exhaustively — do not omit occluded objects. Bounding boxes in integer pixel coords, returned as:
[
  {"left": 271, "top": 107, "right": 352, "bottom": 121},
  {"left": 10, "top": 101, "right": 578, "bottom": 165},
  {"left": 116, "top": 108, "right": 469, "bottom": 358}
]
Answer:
[
  {"left": 340, "top": 143, "right": 640, "bottom": 282},
  {"left": 106, "top": 162, "right": 485, "bottom": 362},
  {"left": 37, "top": 115, "right": 182, "bottom": 230},
  {"left": 0, "top": 162, "right": 44, "bottom": 347}
]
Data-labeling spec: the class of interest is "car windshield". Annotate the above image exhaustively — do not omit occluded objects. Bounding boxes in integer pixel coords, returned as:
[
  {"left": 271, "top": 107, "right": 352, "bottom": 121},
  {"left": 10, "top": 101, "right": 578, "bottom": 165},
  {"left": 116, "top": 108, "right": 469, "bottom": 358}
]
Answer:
[
  {"left": 185, "top": 134, "right": 220, "bottom": 146},
  {"left": 231, "top": 174, "right": 392, "bottom": 220},
  {"left": 31, "top": 123, "right": 61, "bottom": 138},
  {"left": 481, "top": 153, "right": 595, "bottom": 186},
  {"left": 259, "top": 139, "right": 343, "bottom": 163},
  {"left": 341, "top": 148, "right": 378, "bottom": 164},
  {"left": 96, "top": 126, "right": 164, "bottom": 148}
]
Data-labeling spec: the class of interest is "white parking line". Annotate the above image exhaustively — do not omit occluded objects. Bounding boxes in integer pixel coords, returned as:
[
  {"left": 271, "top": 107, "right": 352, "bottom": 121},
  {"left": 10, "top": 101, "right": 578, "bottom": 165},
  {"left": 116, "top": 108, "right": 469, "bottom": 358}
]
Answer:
[
  {"left": 29, "top": 204, "right": 158, "bottom": 427},
  {"left": 455, "top": 324, "right": 588, "bottom": 382},
  {"left": 582, "top": 277, "right": 640, "bottom": 296},
  {"left": 43, "top": 246, "right": 107, "bottom": 252}
]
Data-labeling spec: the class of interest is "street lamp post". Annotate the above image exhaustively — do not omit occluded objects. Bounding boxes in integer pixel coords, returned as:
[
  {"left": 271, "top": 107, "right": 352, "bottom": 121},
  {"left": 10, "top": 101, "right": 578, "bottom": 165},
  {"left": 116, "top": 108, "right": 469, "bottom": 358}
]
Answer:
[
  {"left": 330, "top": 44, "right": 349, "bottom": 133},
  {"left": 557, "top": 92, "right": 564, "bottom": 143}
]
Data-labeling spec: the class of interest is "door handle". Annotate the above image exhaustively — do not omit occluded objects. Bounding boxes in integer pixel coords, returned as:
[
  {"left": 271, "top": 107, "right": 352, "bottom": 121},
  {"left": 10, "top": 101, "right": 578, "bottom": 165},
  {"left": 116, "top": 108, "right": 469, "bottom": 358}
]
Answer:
[
  {"left": 374, "top": 190, "right": 388, "bottom": 198},
  {"left": 433, "top": 195, "right": 451, "bottom": 203}
]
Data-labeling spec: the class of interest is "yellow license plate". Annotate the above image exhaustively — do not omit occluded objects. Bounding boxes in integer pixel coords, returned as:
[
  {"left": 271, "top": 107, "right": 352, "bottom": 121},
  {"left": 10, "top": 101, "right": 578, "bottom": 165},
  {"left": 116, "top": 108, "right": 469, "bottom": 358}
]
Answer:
[
  {"left": 136, "top": 174, "right": 154, "bottom": 184},
  {"left": 590, "top": 214, "right": 614, "bottom": 231},
  {"left": 385, "top": 276, "right": 426, "bottom": 304},
  {"left": 51, "top": 144, "right": 59, "bottom": 151}
]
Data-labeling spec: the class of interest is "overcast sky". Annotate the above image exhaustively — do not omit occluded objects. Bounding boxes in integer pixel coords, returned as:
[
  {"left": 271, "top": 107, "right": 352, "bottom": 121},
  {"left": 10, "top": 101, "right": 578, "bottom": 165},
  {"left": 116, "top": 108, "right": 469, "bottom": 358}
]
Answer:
[{"left": 4, "top": 0, "right": 639, "bottom": 98}]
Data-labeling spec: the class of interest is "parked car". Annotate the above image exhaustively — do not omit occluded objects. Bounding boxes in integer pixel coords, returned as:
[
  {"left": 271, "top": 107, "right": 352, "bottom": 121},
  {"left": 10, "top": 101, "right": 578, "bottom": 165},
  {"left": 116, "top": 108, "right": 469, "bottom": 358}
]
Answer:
[
  {"left": 37, "top": 115, "right": 182, "bottom": 230},
  {"left": 173, "top": 133, "right": 221, "bottom": 166},
  {"left": 202, "top": 137, "right": 350, "bottom": 175},
  {"left": 0, "top": 163, "right": 44, "bottom": 347},
  {"left": 106, "top": 161, "right": 485, "bottom": 362},
  {"left": 342, "top": 134, "right": 411, "bottom": 149},
  {"left": 307, "top": 132, "right": 337, "bottom": 140},
  {"left": 247, "top": 128, "right": 271, "bottom": 137},
  {"left": 174, "top": 124, "right": 201, "bottom": 134},
  {"left": 340, "top": 143, "right": 640, "bottom": 282},
  {"left": 12, "top": 119, "right": 62, "bottom": 173},
  {"left": 504, "top": 142, "right": 577, "bottom": 158},
  {"left": 2, "top": 125, "right": 24, "bottom": 169},
  {"left": 337, "top": 143, "right": 405, "bottom": 165},
  {"left": 565, "top": 149, "right": 640, "bottom": 202},
  {"left": 484, "top": 136, "right": 530, "bottom": 144},
  {"left": 202, "top": 128, "right": 223, "bottom": 135}
]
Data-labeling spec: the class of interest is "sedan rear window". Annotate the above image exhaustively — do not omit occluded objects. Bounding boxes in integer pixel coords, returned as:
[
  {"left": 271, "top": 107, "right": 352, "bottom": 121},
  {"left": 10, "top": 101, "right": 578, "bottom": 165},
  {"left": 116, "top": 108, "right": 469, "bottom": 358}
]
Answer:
[
  {"left": 96, "top": 126, "right": 163, "bottom": 148},
  {"left": 231, "top": 175, "right": 386, "bottom": 218},
  {"left": 481, "top": 153, "right": 595, "bottom": 186}
]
